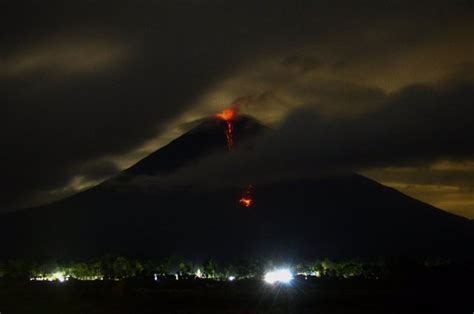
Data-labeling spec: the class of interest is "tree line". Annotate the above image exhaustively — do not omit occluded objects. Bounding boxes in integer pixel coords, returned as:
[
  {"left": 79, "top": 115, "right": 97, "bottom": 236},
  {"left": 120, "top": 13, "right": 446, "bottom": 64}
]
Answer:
[{"left": 0, "top": 255, "right": 459, "bottom": 281}]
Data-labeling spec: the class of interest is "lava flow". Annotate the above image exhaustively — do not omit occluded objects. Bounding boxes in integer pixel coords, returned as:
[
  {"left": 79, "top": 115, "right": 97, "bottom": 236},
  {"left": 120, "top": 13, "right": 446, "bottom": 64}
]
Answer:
[
  {"left": 215, "top": 107, "right": 254, "bottom": 208},
  {"left": 239, "top": 185, "right": 253, "bottom": 208},
  {"left": 215, "top": 108, "right": 236, "bottom": 151},
  {"left": 239, "top": 197, "right": 252, "bottom": 208}
]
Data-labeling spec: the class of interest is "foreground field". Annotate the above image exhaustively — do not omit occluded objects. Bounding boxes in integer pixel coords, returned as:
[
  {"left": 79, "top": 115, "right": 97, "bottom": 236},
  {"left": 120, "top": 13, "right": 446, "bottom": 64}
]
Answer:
[{"left": 0, "top": 276, "right": 472, "bottom": 314}]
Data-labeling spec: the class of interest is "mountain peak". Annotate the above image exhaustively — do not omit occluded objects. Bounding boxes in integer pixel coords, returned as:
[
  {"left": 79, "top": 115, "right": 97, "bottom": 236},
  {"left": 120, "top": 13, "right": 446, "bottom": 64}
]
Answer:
[{"left": 124, "top": 114, "right": 267, "bottom": 177}]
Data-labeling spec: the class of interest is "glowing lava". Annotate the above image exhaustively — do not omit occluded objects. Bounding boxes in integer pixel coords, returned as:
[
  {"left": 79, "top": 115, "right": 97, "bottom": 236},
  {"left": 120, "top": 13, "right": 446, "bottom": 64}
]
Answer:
[
  {"left": 215, "top": 108, "right": 236, "bottom": 151},
  {"left": 215, "top": 108, "right": 254, "bottom": 208},
  {"left": 239, "top": 184, "right": 253, "bottom": 208},
  {"left": 239, "top": 197, "right": 252, "bottom": 208},
  {"left": 216, "top": 108, "right": 236, "bottom": 121}
]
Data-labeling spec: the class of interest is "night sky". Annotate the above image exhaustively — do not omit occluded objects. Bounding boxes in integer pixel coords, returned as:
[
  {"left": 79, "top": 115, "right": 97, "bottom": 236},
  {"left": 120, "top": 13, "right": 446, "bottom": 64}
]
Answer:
[{"left": 2, "top": 1, "right": 474, "bottom": 218}]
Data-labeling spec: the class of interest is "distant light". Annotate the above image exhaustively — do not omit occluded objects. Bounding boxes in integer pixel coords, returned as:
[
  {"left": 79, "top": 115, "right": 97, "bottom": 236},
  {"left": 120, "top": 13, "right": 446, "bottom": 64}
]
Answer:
[
  {"left": 196, "top": 268, "right": 203, "bottom": 278},
  {"left": 228, "top": 276, "right": 236, "bottom": 281},
  {"left": 297, "top": 271, "right": 321, "bottom": 279},
  {"left": 154, "top": 273, "right": 158, "bottom": 281},
  {"left": 264, "top": 268, "right": 293, "bottom": 284},
  {"left": 52, "top": 272, "right": 67, "bottom": 282}
]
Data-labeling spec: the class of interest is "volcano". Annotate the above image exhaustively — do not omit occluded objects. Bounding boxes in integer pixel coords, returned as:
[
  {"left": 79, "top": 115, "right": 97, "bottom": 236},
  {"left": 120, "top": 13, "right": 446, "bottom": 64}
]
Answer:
[{"left": 0, "top": 115, "right": 473, "bottom": 261}]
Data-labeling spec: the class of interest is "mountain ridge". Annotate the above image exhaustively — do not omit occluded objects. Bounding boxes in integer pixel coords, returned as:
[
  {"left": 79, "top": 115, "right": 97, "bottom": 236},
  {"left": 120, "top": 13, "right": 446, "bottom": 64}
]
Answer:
[{"left": 0, "top": 115, "right": 472, "bottom": 261}]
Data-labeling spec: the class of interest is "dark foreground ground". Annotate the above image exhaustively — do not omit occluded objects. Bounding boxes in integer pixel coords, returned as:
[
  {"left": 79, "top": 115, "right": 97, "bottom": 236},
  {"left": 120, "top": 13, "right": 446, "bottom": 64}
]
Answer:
[{"left": 0, "top": 277, "right": 472, "bottom": 314}]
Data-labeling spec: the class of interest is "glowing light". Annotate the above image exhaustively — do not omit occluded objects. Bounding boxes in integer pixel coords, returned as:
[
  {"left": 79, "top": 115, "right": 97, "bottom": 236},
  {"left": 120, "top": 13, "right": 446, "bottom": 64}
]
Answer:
[
  {"left": 53, "top": 272, "right": 67, "bottom": 282},
  {"left": 30, "top": 271, "right": 69, "bottom": 282},
  {"left": 239, "top": 197, "right": 252, "bottom": 207},
  {"left": 228, "top": 276, "right": 236, "bottom": 281},
  {"left": 297, "top": 271, "right": 321, "bottom": 279},
  {"left": 216, "top": 109, "right": 255, "bottom": 208},
  {"left": 216, "top": 108, "right": 236, "bottom": 121},
  {"left": 215, "top": 108, "right": 236, "bottom": 151},
  {"left": 196, "top": 268, "right": 203, "bottom": 278},
  {"left": 264, "top": 268, "right": 294, "bottom": 284},
  {"left": 239, "top": 184, "right": 253, "bottom": 207}
]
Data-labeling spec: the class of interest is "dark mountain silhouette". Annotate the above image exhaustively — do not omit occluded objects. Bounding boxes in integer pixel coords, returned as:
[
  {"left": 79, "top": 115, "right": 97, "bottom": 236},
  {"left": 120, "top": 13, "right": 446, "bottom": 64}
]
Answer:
[
  {"left": 0, "top": 116, "right": 473, "bottom": 261},
  {"left": 123, "top": 115, "right": 266, "bottom": 177}
]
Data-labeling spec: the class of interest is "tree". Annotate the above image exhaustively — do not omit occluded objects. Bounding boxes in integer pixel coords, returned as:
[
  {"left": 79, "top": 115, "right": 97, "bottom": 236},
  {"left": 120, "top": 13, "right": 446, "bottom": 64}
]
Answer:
[
  {"left": 308, "top": 260, "right": 324, "bottom": 275},
  {"left": 339, "top": 261, "right": 363, "bottom": 278},
  {"left": 221, "top": 263, "right": 237, "bottom": 280},
  {"left": 0, "top": 262, "right": 5, "bottom": 278},
  {"left": 112, "top": 256, "right": 143, "bottom": 280},
  {"left": 4, "top": 259, "right": 31, "bottom": 279},
  {"left": 68, "top": 262, "right": 98, "bottom": 280},
  {"left": 321, "top": 258, "right": 336, "bottom": 277},
  {"left": 203, "top": 258, "right": 218, "bottom": 279},
  {"left": 178, "top": 261, "right": 191, "bottom": 275}
]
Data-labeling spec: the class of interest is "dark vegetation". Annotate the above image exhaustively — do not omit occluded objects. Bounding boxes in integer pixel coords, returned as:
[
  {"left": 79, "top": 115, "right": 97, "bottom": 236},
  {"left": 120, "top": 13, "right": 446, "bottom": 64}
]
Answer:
[
  {"left": 0, "top": 255, "right": 471, "bottom": 281},
  {"left": 0, "top": 257, "right": 472, "bottom": 314}
]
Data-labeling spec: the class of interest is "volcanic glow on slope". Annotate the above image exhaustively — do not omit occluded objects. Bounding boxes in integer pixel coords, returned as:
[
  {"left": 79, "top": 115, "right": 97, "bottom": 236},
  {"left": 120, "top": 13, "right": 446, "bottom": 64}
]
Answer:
[
  {"left": 215, "top": 108, "right": 254, "bottom": 208},
  {"left": 215, "top": 108, "right": 236, "bottom": 151},
  {"left": 216, "top": 108, "right": 236, "bottom": 121},
  {"left": 239, "top": 184, "right": 253, "bottom": 208},
  {"left": 239, "top": 197, "right": 252, "bottom": 207}
]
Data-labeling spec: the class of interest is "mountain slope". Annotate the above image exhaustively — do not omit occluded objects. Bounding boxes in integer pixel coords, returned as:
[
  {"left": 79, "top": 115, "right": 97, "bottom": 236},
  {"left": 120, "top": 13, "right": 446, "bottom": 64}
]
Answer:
[
  {"left": 123, "top": 115, "right": 265, "bottom": 176},
  {"left": 0, "top": 116, "right": 472, "bottom": 261}
]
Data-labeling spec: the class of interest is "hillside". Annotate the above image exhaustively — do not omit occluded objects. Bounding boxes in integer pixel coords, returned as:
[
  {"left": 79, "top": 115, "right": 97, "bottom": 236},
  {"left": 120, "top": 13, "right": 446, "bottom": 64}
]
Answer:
[{"left": 0, "top": 115, "right": 472, "bottom": 261}]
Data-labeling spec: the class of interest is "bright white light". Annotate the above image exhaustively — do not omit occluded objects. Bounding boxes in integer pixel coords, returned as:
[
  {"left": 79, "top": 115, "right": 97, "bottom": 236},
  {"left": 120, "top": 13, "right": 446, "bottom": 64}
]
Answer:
[
  {"left": 52, "top": 272, "right": 66, "bottom": 282},
  {"left": 228, "top": 276, "right": 235, "bottom": 281},
  {"left": 264, "top": 268, "right": 293, "bottom": 284},
  {"left": 196, "top": 268, "right": 203, "bottom": 278}
]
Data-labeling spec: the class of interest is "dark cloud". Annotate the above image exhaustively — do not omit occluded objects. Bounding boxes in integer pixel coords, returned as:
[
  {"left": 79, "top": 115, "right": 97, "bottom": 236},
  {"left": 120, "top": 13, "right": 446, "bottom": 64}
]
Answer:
[
  {"left": 363, "top": 163, "right": 474, "bottom": 218},
  {"left": 140, "top": 77, "right": 474, "bottom": 189},
  {"left": 365, "top": 166, "right": 474, "bottom": 189},
  {"left": 1, "top": 0, "right": 474, "bottom": 210}
]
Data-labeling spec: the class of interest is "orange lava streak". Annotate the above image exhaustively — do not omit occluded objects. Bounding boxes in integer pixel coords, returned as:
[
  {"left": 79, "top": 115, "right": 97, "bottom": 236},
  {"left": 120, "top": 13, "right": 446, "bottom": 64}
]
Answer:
[
  {"left": 224, "top": 120, "right": 233, "bottom": 151},
  {"left": 216, "top": 108, "right": 254, "bottom": 207},
  {"left": 216, "top": 108, "right": 236, "bottom": 151}
]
